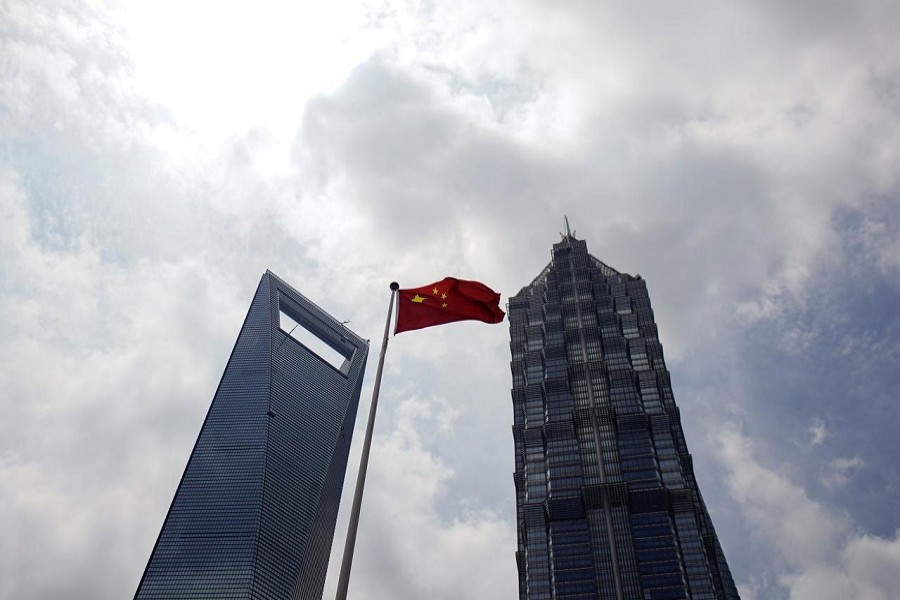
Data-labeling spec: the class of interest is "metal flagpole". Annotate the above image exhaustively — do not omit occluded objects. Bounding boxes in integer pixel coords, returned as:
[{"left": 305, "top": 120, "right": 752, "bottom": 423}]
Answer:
[{"left": 334, "top": 281, "right": 399, "bottom": 600}]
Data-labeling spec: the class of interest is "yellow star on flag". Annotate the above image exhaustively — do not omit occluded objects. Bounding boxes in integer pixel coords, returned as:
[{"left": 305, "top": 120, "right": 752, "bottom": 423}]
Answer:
[{"left": 411, "top": 294, "right": 427, "bottom": 303}]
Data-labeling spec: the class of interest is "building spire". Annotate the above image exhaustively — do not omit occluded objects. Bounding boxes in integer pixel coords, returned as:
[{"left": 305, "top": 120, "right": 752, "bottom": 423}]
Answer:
[{"left": 562, "top": 215, "right": 575, "bottom": 240}]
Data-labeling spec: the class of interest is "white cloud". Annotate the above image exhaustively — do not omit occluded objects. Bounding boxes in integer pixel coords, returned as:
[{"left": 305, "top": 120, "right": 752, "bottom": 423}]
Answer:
[
  {"left": 821, "top": 457, "right": 866, "bottom": 491},
  {"left": 0, "top": 168, "right": 251, "bottom": 598},
  {"left": 719, "top": 425, "right": 900, "bottom": 599},
  {"left": 112, "top": 0, "right": 377, "bottom": 141},
  {"left": 325, "top": 394, "right": 517, "bottom": 600},
  {"left": 808, "top": 417, "right": 829, "bottom": 447},
  {"left": 784, "top": 532, "right": 900, "bottom": 600}
]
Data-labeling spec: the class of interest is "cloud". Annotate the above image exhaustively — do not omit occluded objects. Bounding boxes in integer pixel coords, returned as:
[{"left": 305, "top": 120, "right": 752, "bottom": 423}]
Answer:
[
  {"left": 325, "top": 393, "right": 517, "bottom": 600},
  {"left": 807, "top": 417, "right": 829, "bottom": 448},
  {"left": 784, "top": 532, "right": 900, "bottom": 600},
  {"left": 290, "top": 0, "right": 900, "bottom": 358},
  {"left": 821, "top": 457, "right": 866, "bottom": 491},
  {"left": 719, "top": 425, "right": 900, "bottom": 599},
  {"left": 0, "top": 168, "right": 250, "bottom": 598}
]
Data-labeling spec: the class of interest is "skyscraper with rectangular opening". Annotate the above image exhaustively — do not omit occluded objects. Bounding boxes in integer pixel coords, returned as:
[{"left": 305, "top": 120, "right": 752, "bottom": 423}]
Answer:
[
  {"left": 509, "top": 234, "right": 739, "bottom": 599},
  {"left": 135, "top": 271, "right": 368, "bottom": 600}
]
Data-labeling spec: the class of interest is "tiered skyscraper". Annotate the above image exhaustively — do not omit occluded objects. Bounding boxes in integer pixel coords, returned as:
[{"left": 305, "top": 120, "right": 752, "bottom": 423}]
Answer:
[
  {"left": 509, "top": 233, "right": 739, "bottom": 599},
  {"left": 135, "top": 271, "right": 368, "bottom": 600}
]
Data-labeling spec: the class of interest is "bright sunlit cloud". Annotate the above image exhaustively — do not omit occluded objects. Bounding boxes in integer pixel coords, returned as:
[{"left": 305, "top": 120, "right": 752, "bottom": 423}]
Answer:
[{"left": 114, "top": 0, "right": 378, "bottom": 140}]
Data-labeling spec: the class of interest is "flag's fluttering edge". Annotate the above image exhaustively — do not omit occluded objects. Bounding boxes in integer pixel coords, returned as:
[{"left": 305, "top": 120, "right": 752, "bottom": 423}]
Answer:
[{"left": 395, "top": 277, "right": 505, "bottom": 334}]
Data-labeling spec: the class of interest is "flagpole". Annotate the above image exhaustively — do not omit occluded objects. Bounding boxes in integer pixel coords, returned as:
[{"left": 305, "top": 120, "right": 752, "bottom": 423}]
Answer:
[{"left": 335, "top": 281, "right": 399, "bottom": 600}]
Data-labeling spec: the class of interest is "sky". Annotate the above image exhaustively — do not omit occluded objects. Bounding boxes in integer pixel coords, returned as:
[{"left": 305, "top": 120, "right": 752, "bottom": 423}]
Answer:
[{"left": 1, "top": 0, "right": 900, "bottom": 598}]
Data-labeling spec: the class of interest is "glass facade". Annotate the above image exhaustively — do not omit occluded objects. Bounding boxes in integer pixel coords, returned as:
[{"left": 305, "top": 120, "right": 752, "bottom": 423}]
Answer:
[
  {"left": 134, "top": 271, "right": 368, "bottom": 600},
  {"left": 510, "top": 236, "right": 739, "bottom": 600}
]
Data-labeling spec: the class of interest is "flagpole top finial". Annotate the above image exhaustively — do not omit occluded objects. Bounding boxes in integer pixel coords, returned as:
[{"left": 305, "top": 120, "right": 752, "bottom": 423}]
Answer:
[{"left": 390, "top": 282, "right": 400, "bottom": 291}]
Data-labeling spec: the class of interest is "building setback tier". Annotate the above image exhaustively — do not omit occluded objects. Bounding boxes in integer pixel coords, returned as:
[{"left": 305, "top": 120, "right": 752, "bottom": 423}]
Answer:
[{"left": 509, "top": 235, "right": 740, "bottom": 600}]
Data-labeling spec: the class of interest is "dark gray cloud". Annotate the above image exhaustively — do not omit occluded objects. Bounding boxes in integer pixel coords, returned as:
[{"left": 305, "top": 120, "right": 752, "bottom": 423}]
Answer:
[{"left": 296, "top": 58, "right": 564, "bottom": 265}]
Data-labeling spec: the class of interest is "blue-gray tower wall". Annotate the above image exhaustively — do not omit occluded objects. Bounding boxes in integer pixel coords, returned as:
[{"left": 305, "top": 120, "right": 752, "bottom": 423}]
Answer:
[
  {"left": 135, "top": 271, "right": 368, "bottom": 600},
  {"left": 509, "top": 237, "right": 739, "bottom": 600}
]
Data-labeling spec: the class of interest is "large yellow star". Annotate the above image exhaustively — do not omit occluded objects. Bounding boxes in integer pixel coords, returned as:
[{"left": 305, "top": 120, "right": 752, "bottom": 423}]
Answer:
[{"left": 411, "top": 294, "right": 427, "bottom": 303}]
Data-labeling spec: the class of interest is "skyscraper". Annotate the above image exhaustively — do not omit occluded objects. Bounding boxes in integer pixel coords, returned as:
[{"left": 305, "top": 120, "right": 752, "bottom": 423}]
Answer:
[
  {"left": 509, "top": 233, "right": 739, "bottom": 600},
  {"left": 135, "top": 271, "right": 368, "bottom": 600}
]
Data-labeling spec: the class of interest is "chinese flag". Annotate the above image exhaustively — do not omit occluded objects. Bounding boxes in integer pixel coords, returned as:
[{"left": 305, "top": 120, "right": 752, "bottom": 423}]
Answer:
[{"left": 395, "top": 277, "right": 505, "bottom": 334}]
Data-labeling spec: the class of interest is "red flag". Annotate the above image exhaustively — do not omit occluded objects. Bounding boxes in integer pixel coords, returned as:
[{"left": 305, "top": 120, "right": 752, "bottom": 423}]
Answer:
[{"left": 395, "top": 277, "right": 505, "bottom": 334}]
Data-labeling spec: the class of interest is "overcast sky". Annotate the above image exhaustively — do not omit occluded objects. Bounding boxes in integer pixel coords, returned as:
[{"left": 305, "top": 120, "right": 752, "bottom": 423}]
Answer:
[{"left": 2, "top": 0, "right": 900, "bottom": 598}]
